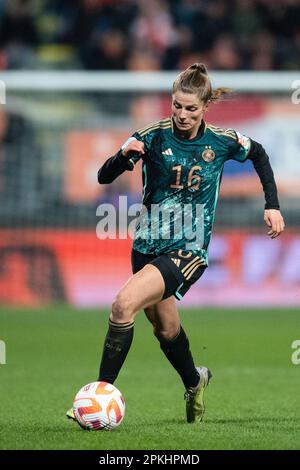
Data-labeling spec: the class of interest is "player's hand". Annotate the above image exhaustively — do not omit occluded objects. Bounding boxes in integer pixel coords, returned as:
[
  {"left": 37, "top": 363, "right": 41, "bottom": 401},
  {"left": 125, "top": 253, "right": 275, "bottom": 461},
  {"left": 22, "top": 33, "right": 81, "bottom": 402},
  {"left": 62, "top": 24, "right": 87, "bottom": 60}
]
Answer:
[
  {"left": 264, "top": 209, "right": 285, "bottom": 238},
  {"left": 121, "top": 140, "right": 145, "bottom": 158}
]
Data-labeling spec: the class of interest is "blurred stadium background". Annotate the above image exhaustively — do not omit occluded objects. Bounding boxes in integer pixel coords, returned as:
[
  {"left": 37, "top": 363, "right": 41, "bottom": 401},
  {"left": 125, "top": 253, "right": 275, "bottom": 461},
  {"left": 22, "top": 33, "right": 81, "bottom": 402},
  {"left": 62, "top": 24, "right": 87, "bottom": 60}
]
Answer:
[{"left": 0, "top": 0, "right": 299, "bottom": 309}]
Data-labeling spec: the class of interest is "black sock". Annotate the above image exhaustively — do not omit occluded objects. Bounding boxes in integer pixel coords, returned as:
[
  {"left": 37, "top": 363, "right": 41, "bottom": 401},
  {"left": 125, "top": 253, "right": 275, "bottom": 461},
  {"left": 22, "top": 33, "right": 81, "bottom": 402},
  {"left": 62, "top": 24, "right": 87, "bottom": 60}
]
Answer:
[
  {"left": 158, "top": 326, "right": 199, "bottom": 389},
  {"left": 98, "top": 319, "right": 134, "bottom": 384}
]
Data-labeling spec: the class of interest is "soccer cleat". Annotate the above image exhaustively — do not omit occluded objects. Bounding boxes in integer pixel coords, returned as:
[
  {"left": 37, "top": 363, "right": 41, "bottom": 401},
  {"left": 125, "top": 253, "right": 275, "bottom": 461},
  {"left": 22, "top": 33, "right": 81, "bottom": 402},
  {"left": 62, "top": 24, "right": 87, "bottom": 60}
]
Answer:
[
  {"left": 66, "top": 407, "right": 76, "bottom": 421},
  {"left": 184, "top": 366, "right": 212, "bottom": 424}
]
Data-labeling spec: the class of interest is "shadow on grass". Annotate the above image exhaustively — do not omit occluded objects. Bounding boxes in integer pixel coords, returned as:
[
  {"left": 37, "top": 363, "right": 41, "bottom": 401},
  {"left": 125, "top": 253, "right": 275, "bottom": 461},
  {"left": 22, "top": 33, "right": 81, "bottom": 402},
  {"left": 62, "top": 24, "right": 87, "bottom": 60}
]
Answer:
[
  {"left": 131, "top": 415, "right": 300, "bottom": 429},
  {"left": 205, "top": 416, "right": 300, "bottom": 426}
]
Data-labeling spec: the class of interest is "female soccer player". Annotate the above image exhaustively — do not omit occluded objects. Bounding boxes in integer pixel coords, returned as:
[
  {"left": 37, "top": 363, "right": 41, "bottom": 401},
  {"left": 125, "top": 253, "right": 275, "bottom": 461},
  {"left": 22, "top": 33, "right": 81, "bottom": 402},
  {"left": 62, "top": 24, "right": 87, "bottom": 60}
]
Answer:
[{"left": 68, "top": 63, "right": 285, "bottom": 424}]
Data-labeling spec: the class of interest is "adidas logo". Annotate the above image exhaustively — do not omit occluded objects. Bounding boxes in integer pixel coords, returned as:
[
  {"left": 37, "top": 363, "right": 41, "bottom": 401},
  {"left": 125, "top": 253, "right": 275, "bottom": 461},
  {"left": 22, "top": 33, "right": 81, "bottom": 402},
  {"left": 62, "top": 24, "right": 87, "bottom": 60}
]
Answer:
[
  {"left": 171, "top": 257, "right": 181, "bottom": 267},
  {"left": 162, "top": 148, "right": 173, "bottom": 156}
]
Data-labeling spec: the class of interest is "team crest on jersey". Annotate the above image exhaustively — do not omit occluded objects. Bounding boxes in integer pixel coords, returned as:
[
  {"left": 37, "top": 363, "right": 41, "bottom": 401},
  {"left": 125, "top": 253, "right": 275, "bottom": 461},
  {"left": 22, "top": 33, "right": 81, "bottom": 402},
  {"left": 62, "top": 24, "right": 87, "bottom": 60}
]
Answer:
[{"left": 202, "top": 146, "right": 215, "bottom": 162}]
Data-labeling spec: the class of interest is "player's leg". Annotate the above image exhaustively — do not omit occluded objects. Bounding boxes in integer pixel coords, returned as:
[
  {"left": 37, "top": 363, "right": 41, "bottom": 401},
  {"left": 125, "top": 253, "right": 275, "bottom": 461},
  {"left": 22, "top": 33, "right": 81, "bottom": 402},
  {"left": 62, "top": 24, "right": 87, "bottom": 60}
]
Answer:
[
  {"left": 98, "top": 264, "right": 165, "bottom": 384},
  {"left": 67, "top": 263, "right": 165, "bottom": 421},
  {"left": 145, "top": 297, "right": 212, "bottom": 423},
  {"left": 144, "top": 297, "right": 201, "bottom": 390}
]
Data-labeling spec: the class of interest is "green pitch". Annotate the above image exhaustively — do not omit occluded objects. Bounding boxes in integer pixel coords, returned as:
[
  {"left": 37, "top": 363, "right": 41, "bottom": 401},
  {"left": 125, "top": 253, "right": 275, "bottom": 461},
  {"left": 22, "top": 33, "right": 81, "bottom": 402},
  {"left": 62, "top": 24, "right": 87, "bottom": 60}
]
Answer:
[{"left": 0, "top": 306, "right": 299, "bottom": 450}]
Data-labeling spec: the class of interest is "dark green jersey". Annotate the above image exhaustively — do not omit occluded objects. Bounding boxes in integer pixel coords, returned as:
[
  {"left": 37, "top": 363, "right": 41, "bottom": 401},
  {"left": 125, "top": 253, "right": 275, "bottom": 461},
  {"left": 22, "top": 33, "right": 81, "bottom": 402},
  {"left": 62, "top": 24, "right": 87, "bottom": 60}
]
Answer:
[{"left": 131, "top": 118, "right": 251, "bottom": 264}]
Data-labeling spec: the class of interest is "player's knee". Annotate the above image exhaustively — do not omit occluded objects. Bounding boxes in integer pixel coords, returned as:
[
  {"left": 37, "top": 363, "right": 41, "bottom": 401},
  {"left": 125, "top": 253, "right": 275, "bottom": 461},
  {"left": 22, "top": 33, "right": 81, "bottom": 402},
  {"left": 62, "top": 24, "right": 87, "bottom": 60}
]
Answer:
[
  {"left": 154, "top": 323, "right": 179, "bottom": 342},
  {"left": 111, "top": 292, "right": 135, "bottom": 323}
]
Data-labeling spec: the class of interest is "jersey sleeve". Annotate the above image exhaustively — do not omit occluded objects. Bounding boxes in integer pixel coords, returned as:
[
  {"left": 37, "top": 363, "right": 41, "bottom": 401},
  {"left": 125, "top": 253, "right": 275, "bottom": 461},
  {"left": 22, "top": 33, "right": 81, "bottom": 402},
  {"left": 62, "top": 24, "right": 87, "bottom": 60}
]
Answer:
[
  {"left": 119, "top": 127, "right": 155, "bottom": 163},
  {"left": 97, "top": 132, "right": 144, "bottom": 184},
  {"left": 119, "top": 133, "right": 144, "bottom": 166},
  {"left": 248, "top": 139, "right": 280, "bottom": 209},
  {"left": 227, "top": 130, "right": 252, "bottom": 162},
  {"left": 132, "top": 130, "right": 153, "bottom": 154}
]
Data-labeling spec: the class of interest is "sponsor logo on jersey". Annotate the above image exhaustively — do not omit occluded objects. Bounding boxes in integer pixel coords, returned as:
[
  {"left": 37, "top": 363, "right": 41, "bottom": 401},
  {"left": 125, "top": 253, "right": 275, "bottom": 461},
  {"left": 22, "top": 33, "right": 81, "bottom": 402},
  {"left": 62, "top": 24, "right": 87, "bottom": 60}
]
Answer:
[
  {"left": 202, "top": 146, "right": 215, "bottom": 162},
  {"left": 162, "top": 148, "right": 173, "bottom": 156}
]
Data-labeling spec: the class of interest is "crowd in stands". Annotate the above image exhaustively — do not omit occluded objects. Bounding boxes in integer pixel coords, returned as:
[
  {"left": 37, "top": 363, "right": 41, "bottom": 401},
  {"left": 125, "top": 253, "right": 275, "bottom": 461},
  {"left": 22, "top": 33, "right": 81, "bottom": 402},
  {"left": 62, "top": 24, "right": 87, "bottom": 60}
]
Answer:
[{"left": 0, "top": 0, "right": 299, "bottom": 70}]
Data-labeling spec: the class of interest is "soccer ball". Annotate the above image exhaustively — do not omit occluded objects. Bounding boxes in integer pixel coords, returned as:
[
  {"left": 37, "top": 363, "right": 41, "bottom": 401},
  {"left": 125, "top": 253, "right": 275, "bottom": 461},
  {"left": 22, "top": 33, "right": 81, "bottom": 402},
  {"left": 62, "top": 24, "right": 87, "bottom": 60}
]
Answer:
[{"left": 73, "top": 381, "right": 125, "bottom": 431}]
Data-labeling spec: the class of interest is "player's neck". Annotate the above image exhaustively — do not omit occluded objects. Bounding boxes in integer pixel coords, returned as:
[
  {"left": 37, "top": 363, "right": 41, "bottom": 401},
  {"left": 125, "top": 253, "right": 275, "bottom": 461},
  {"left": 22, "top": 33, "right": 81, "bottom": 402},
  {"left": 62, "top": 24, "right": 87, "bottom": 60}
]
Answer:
[{"left": 173, "top": 119, "right": 205, "bottom": 140}]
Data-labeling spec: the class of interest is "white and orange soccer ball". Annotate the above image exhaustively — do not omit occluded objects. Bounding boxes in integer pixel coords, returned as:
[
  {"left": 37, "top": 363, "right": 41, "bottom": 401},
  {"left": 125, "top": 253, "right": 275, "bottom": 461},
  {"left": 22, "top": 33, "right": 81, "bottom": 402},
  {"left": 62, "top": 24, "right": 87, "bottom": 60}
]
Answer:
[{"left": 73, "top": 381, "right": 125, "bottom": 431}]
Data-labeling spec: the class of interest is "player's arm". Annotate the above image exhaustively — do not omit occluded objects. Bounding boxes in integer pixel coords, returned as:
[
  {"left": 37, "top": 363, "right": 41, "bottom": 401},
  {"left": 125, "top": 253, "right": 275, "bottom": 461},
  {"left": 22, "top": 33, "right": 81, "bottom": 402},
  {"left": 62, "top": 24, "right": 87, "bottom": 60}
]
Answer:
[
  {"left": 248, "top": 139, "right": 285, "bottom": 238},
  {"left": 98, "top": 137, "right": 145, "bottom": 184}
]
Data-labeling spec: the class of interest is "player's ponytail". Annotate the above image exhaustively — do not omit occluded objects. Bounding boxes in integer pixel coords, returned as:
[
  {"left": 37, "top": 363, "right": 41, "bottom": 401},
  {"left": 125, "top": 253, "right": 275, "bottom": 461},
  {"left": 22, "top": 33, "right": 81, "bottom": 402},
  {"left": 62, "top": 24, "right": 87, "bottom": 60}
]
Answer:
[
  {"left": 210, "top": 87, "right": 232, "bottom": 103},
  {"left": 173, "top": 63, "right": 232, "bottom": 104},
  {"left": 188, "top": 63, "right": 208, "bottom": 75}
]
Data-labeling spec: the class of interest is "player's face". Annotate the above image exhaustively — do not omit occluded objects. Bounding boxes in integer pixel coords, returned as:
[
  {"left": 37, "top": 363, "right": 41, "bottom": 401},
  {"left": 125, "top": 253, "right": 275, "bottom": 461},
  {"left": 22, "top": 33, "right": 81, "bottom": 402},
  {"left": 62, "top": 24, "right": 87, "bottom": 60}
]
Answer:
[{"left": 172, "top": 91, "right": 208, "bottom": 138}]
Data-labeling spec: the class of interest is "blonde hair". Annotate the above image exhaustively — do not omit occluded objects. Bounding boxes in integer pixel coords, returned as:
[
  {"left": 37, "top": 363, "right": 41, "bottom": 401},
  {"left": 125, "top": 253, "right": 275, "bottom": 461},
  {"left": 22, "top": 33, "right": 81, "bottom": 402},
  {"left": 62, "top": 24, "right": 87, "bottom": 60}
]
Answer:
[{"left": 172, "top": 63, "right": 231, "bottom": 104}]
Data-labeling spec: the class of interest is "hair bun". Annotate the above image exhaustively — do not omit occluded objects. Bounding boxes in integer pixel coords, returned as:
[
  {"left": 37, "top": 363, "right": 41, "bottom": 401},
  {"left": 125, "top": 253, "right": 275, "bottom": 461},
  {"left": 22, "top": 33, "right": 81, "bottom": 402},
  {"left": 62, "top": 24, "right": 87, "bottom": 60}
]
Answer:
[{"left": 189, "top": 63, "right": 208, "bottom": 75}]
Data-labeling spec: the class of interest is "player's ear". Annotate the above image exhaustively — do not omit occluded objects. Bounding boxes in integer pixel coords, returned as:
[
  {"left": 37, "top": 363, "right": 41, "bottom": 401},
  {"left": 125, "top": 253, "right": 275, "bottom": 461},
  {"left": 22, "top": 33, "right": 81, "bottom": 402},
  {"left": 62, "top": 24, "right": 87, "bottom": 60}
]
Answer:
[{"left": 203, "top": 101, "right": 210, "bottom": 112}]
